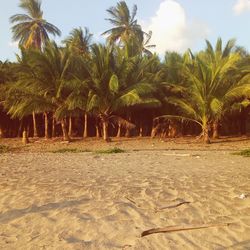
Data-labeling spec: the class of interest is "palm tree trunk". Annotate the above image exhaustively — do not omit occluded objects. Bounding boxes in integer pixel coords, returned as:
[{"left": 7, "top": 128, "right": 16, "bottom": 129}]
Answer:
[
  {"left": 116, "top": 123, "right": 121, "bottom": 137},
  {"left": 83, "top": 113, "right": 88, "bottom": 138},
  {"left": 68, "top": 116, "right": 73, "bottom": 137},
  {"left": 0, "top": 126, "right": 3, "bottom": 138},
  {"left": 44, "top": 112, "right": 49, "bottom": 139},
  {"left": 204, "top": 125, "right": 211, "bottom": 144},
  {"left": 95, "top": 122, "right": 100, "bottom": 138},
  {"left": 139, "top": 122, "right": 143, "bottom": 137},
  {"left": 32, "top": 112, "right": 38, "bottom": 138},
  {"left": 22, "top": 130, "right": 29, "bottom": 144},
  {"left": 102, "top": 120, "right": 110, "bottom": 142},
  {"left": 52, "top": 116, "right": 56, "bottom": 138},
  {"left": 212, "top": 121, "right": 219, "bottom": 139},
  {"left": 61, "top": 118, "right": 70, "bottom": 141}
]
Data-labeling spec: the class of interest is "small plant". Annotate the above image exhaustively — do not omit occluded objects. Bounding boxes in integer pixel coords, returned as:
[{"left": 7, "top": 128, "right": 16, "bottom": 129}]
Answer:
[
  {"left": 0, "top": 145, "right": 10, "bottom": 153},
  {"left": 51, "top": 148, "right": 91, "bottom": 153},
  {"left": 95, "top": 147, "right": 125, "bottom": 154},
  {"left": 232, "top": 149, "right": 250, "bottom": 157}
]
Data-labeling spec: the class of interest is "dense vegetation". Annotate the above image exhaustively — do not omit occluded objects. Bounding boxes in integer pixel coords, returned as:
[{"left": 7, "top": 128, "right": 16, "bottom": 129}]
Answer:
[{"left": 1, "top": 0, "right": 250, "bottom": 143}]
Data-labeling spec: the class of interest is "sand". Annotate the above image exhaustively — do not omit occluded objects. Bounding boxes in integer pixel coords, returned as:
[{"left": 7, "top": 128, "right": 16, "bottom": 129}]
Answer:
[{"left": 0, "top": 138, "right": 250, "bottom": 249}]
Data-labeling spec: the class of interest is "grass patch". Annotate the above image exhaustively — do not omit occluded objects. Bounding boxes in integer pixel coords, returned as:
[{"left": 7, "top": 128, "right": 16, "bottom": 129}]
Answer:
[
  {"left": 51, "top": 148, "right": 91, "bottom": 153},
  {"left": 232, "top": 149, "right": 250, "bottom": 157},
  {"left": 0, "top": 145, "right": 10, "bottom": 153},
  {"left": 95, "top": 147, "right": 125, "bottom": 154}
]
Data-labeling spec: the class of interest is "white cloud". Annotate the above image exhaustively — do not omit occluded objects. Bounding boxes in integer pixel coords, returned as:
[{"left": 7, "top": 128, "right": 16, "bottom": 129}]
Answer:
[
  {"left": 141, "top": 0, "right": 209, "bottom": 55},
  {"left": 233, "top": 0, "right": 250, "bottom": 15}
]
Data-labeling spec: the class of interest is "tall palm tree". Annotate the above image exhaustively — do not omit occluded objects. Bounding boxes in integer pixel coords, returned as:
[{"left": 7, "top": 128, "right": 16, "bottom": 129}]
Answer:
[
  {"left": 102, "top": 1, "right": 145, "bottom": 47},
  {"left": 10, "top": 0, "right": 61, "bottom": 50},
  {"left": 63, "top": 27, "right": 93, "bottom": 138},
  {"left": 10, "top": 0, "right": 61, "bottom": 137}
]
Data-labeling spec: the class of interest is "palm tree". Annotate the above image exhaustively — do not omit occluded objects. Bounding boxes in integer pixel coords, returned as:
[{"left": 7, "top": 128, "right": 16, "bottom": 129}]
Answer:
[
  {"left": 102, "top": 1, "right": 149, "bottom": 51},
  {"left": 10, "top": 0, "right": 61, "bottom": 137},
  {"left": 10, "top": 0, "right": 61, "bottom": 50},
  {"left": 83, "top": 44, "right": 160, "bottom": 141},
  {"left": 63, "top": 27, "right": 93, "bottom": 57},
  {"left": 158, "top": 38, "right": 250, "bottom": 143},
  {"left": 63, "top": 27, "right": 93, "bottom": 138}
]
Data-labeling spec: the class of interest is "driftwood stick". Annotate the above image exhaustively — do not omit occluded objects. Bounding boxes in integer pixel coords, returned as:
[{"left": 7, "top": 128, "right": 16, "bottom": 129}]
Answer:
[
  {"left": 156, "top": 201, "right": 191, "bottom": 211},
  {"left": 141, "top": 223, "right": 231, "bottom": 237}
]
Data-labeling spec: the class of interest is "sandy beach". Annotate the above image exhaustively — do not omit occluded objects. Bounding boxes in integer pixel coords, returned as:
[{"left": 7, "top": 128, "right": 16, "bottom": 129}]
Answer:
[{"left": 0, "top": 138, "right": 250, "bottom": 249}]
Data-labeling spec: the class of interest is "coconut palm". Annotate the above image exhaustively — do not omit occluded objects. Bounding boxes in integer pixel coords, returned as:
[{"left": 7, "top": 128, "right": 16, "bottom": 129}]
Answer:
[
  {"left": 63, "top": 27, "right": 93, "bottom": 138},
  {"left": 63, "top": 27, "right": 93, "bottom": 57},
  {"left": 82, "top": 44, "right": 160, "bottom": 141},
  {"left": 102, "top": 1, "right": 147, "bottom": 48},
  {"left": 10, "top": 0, "right": 61, "bottom": 137},
  {"left": 158, "top": 38, "right": 250, "bottom": 143},
  {"left": 10, "top": 0, "right": 61, "bottom": 50}
]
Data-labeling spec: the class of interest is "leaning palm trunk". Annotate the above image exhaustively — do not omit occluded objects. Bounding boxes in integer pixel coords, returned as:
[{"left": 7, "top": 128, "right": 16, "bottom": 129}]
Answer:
[
  {"left": 32, "top": 112, "right": 38, "bottom": 137},
  {"left": 83, "top": 113, "right": 88, "bottom": 138},
  {"left": 212, "top": 121, "right": 219, "bottom": 139},
  {"left": 61, "top": 118, "right": 70, "bottom": 141},
  {"left": 44, "top": 112, "right": 49, "bottom": 139}
]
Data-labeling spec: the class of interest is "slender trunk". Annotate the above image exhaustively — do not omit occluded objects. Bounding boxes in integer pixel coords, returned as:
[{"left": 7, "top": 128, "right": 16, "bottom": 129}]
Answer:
[
  {"left": 0, "top": 126, "right": 3, "bottom": 138},
  {"left": 22, "top": 130, "right": 29, "bottom": 145},
  {"left": 83, "top": 113, "right": 88, "bottom": 138},
  {"left": 212, "top": 121, "right": 219, "bottom": 139},
  {"left": 32, "top": 112, "right": 38, "bottom": 138},
  {"left": 68, "top": 116, "right": 73, "bottom": 137},
  {"left": 61, "top": 118, "right": 70, "bottom": 141},
  {"left": 116, "top": 123, "right": 121, "bottom": 137},
  {"left": 203, "top": 125, "right": 211, "bottom": 144},
  {"left": 52, "top": 116, "right": 56, "bottom": 138},
  {"left": 96, "top": 123, "right": 100, "bottom": 138},
  {"left": 139, "top": 122, "right": 143, "bottom": 137},
  {"left": 102, "top": 120, "right": 110, "bottom": 142},
  {"left": 44, "top": 112, "right": 49, "bottom": 139},
  {"left": 18, "top": 119, "right": 23, "bottom": 138},
  {"left": 240, "top": 110, "right": 247, "bottom": 136},
  {"left": 125, "top": 113, "right": 132, "bottom": 137}
]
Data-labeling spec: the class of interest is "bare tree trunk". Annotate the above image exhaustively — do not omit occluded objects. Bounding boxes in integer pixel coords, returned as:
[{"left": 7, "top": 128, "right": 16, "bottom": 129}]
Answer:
[
  {"left": 22, "top": 130, "right": 29, "bottom": 144},
  {"left": 52, "top": 116, "right": 56, "bottom": 138},
  {"left": 83, "top": 113, "right": 88, "bottom": 138},
  {"left": 68, "top": 116, "right": 73, "bottom": 137},
  {"left": 32, "top": 112, "right": 38, "bottom": 138},
  {"left": 116, "top": 123, "right": 121, "bottom": 137},
  {"left": 96, "top": 122, "right": 100, "bottom": 138},
  {"left": 212, "top": 121, "right": 219, "bottom": 139},
  {"left": 139, "top": 122, "right": 143, "bottom": 137},
  {"left": 61, "top": 118, "right": 70, "bottom": 141},
  {"left": 18, "top": 119, "right": 23, "bottom": 138},
  {"left": 204, "top": 125, "right": 211, "bottom": 144},
  {"left": 0, "top": 126, "right": 3, "bottom": 138},
  {"left": 44, "top": 112, "right": 49, "bottom": 139},
  {"left": 102, "top": 121, "right": 110, "bottom": 142}
]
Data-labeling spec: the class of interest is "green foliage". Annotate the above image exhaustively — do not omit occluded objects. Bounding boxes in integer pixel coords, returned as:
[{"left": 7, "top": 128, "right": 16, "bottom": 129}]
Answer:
[
  {"left": 232, "top": 149, "right": 250, "bottom": 157},
  {"left": 95, "top": 147, "right": 125, "bottom": 154},
  {"left": 51, "top": 148, "right": 91, "bottom": 153}
]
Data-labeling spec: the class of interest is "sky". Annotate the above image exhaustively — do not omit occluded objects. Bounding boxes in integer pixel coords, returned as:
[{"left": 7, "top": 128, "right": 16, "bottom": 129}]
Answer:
[{"left": 1, "top": 0, "right": 250, "bottom": 61}]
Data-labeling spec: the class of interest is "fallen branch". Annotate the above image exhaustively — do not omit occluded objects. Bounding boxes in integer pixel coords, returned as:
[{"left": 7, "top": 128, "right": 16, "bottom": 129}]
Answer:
[
  {"left": 156, "top": 201, "right": 191, "bottom": 211},
  {"left": 141, "top": 223, "right": 231, "bottom": 237}
]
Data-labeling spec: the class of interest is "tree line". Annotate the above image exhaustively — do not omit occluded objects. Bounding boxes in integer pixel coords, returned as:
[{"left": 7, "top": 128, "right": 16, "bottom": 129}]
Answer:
[{"left": 0, "top": 0, "right": 250, "bottom": 143}]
